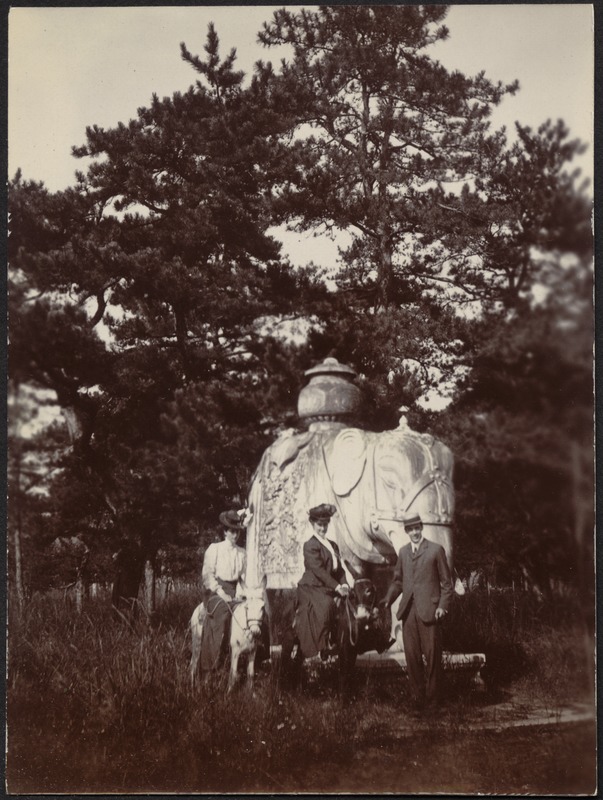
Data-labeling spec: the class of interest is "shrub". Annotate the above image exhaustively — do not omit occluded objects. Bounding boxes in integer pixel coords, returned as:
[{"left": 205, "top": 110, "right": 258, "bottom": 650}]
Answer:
[{"left": 443, "top": 587, "right": 593, "bottom": 695}]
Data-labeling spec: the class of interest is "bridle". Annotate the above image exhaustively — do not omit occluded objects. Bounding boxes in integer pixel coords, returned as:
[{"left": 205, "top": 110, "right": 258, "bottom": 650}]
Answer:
[
  {"left": 206, "top": 590, "right": 264, "bottom": 640},
  {"left": 231, "top": 591, "right": 264, "bottom": 639},
  {"left": 341, "top": 578, "right": 377, "bottom": 647}
]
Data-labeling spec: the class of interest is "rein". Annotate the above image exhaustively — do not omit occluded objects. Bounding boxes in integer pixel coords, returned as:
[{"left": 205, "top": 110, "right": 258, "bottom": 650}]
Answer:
[
  {"left": 343, "top": 596, "right": 359, "bottom": 647},
  {"left": 207, "top": 595, "right": 248, "bottom": 628},
  {"left": 230, "top": 598, "right": 264, "bottom": 636}
]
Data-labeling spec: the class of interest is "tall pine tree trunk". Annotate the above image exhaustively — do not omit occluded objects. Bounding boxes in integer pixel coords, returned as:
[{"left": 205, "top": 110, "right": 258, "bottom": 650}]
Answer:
[
  {"left": 377, "top": 221, "right": 394, "bottom": 309},
  {"left": 75, "top": 577, "right": 84, "bottom": 614},
  {"left": 572, "top": 441, "right": 595, "bottom": 694},
  {"left": 11, "top": 383, "right": 26, "bottom": 613},
  {"left": 571, "top": 442, "right": 586, "bottom": 559},
  {"left": 13, "top": 514, "right": 26, "bottom": 614},
  {"left": 143, "top": 557, "right": 156, "bottom": 619}
]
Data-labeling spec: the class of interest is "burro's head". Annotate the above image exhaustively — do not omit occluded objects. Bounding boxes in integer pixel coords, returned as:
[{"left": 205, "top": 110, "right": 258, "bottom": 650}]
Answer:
[{"left": 241, "top": 581, "right": 266, "bottom": 638}]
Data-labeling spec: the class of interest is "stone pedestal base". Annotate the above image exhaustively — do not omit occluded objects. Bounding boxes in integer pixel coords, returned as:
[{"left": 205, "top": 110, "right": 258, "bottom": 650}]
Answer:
[
  {"left": 356, "top": 650, "right": 485, "bottom": 677},
  {"left": 270, "top": 645, "right": 485, "bottom": 678}
]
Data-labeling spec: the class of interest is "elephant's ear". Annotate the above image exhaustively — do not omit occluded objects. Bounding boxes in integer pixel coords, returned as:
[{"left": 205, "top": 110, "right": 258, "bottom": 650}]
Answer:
[
  {"left": 327, "top": 429, "right": 367, "bottom": 496},
  {"left": 270, "top": 431, "right": 313, "bottom": 470}
]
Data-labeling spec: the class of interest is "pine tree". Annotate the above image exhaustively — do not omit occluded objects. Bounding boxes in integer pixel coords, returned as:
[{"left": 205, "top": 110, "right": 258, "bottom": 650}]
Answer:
[
  {"left": 8, "top": 26, "right": 323, "bottom": 586},
  {"left": 432, "top": 118, "right": 592, "bottom": 309},
  {"left": 430, "top": 261, "right": 593, "bottom": 593},
  {"left": 259, "top": 5, "right": 519, "bottom": 309}
]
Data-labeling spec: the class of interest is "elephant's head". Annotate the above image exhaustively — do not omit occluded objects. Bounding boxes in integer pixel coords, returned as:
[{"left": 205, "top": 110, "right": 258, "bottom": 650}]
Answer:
[
  {"left": 246, "top": 422, "right": 455, "bottom": 590},
  {"left": 324, "top": 426, "right": 455, "bottom": 568}
]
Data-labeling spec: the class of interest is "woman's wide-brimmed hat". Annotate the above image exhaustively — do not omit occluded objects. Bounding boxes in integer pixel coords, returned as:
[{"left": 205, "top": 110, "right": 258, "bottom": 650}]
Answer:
[
  {"left": 219, "top": 509, "right": 245, "bottom": 531},
  {"left": 308, "top": 503, "right": 337, "bottom": 522}
]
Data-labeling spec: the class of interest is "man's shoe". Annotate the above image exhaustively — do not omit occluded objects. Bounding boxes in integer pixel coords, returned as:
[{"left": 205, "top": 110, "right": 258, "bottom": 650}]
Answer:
[{"left": 320, "top": 645, "right": 338, "bottom": 661}]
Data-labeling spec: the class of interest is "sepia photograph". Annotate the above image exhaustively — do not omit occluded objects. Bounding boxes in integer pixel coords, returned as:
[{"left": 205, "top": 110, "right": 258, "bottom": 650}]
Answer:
[{"left": 6, "top": 2, "right": 596, "bottom": 794}]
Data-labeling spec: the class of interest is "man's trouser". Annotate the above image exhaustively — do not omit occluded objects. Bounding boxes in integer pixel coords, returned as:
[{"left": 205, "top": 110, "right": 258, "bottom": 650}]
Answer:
[{"left": 402, "top": 599, "right": 442, "bottom": 707}]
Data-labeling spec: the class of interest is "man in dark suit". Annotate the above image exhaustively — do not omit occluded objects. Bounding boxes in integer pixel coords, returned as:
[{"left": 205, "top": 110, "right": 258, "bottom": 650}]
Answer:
[{"left": 383, "top": 513, "right": 454, "bottom": 711}]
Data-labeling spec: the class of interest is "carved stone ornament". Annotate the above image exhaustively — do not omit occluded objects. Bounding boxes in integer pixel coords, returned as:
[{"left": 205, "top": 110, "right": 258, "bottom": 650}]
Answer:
[{"left": 297, "top": 357, "right": 361, "bottom": 425}]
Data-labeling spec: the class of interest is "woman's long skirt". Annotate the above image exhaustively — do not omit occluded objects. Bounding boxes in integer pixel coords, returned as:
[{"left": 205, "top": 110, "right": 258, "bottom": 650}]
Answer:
[
  {"left": 200, "top": 579, "right": 237, "bottom": 673},
  {"left": 200, "top": 594, "right": 232, "bottom": 672},
  {"left": 295, "top": 584, "right": 336, "bottom": 658}
]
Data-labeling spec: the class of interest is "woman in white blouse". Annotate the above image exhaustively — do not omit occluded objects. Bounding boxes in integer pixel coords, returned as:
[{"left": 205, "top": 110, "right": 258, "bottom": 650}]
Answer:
[{"left": 200, "top": 509, "right": 246, "bottom": 674}]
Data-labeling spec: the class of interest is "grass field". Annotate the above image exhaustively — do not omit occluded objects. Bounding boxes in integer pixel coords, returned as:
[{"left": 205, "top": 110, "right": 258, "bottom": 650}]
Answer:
[{"left": 6, "top": 586, "right": 596, "bottom": 794}]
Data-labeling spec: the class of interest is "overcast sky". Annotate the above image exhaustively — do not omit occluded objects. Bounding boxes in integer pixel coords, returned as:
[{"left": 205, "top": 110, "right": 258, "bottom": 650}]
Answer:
[{"left": 9, "top": 3, "right": 593, "bottom": 192}]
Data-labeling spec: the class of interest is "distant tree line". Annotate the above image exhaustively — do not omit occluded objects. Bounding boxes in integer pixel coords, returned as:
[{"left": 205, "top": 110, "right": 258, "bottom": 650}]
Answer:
[{"left": 8, "top": 6, "right": 593, "bottom": 607}]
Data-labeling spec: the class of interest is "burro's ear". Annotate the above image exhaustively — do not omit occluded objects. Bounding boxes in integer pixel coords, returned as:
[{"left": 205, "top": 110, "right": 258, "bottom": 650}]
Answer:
[
  {"left": 326, "top": 429, "right": 368, "bottom": 496},
  {"left": 344, "top": 559, "right": 362, "bottom": 581}
]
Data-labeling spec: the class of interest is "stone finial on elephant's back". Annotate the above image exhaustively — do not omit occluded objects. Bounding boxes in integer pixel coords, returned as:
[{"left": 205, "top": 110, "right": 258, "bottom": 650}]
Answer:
[{"left": 298, "top": 358, "right": 361, "bottom": 427}]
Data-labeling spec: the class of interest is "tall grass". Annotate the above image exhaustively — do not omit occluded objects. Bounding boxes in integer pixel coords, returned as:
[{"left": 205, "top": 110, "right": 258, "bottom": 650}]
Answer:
[
  {"left": 7, "top": 590, "right": 397, "bottom": 792},
  {"left": 443, "top": 587, "right": 594, "bottom": 706},
  {"left": 7, "top": 586, "right": 595, "bottom": 793}
]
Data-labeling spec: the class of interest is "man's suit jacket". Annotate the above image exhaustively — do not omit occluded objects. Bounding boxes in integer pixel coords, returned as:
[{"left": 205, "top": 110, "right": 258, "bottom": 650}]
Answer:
[
  {"left": 385, "top": 538, "right": 453, "bottom": 623},
  {"left": 298, "top": 535, "right": 346, "bottom": 592}
]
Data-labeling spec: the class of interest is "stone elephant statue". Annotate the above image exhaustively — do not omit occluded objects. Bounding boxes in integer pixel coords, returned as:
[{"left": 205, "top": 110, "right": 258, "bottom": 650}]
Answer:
[{"left": 244, "top": 418, "right": 455, "bottom": 592}]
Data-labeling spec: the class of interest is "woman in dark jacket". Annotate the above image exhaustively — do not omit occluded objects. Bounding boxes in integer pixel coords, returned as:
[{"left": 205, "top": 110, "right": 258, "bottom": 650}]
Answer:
[{"left": 295, "top": 504, "right": 350, "bottom": 659}]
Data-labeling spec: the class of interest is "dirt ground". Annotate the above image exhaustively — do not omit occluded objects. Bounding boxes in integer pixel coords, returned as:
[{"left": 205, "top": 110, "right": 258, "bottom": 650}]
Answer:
[
  {"left": 8, "top": 696, "right": 595, "bottom": 795},
  {"left": 243, "top": 686, "right": 597, "bottom": 795},
  {"left": 220, "top": 680, "right": 597, "bottom": 795},
  {"left": 158, "top": 678, "right": 594, "bottom": 796},
  {"left": 292, "top": 720, "right": 596, "bottom": 794}
]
